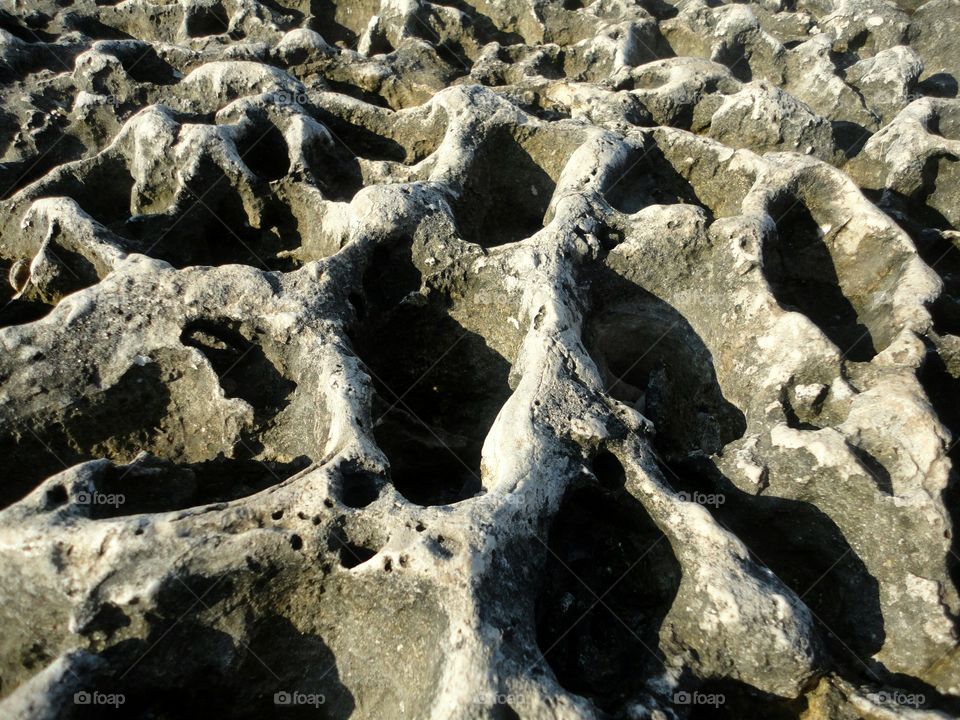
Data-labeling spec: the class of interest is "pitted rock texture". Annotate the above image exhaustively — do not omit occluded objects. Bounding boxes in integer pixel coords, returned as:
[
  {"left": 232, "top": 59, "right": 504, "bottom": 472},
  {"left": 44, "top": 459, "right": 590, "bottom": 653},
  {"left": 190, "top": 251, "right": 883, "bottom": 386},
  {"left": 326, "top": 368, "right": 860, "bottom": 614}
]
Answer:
[{"left": 0, "top": 0, "right": 959, "bottom": 718}]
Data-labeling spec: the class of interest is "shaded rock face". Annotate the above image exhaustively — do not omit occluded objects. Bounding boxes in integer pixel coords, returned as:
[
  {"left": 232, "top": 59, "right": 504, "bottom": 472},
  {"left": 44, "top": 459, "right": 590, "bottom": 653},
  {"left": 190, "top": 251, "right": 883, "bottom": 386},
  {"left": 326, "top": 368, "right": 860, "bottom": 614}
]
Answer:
[{"left": 0, "top": 0, "right": 958, "bottom": 718}]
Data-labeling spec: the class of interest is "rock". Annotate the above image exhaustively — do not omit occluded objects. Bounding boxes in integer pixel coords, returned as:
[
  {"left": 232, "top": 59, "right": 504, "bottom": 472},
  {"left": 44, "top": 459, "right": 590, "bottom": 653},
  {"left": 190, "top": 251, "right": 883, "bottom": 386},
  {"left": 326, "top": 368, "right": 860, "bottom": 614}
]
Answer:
[{"left": 0, "top": 0, "right": 958, "bottom": 718}]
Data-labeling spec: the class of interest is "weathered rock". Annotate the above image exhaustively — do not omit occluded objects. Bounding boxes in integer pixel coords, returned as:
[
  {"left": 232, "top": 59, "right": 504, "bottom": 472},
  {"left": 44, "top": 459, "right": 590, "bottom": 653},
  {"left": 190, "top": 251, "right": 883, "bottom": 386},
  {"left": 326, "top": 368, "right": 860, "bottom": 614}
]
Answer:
[{"left": 0, "top": 0, "right": 958, "bottom": 718}]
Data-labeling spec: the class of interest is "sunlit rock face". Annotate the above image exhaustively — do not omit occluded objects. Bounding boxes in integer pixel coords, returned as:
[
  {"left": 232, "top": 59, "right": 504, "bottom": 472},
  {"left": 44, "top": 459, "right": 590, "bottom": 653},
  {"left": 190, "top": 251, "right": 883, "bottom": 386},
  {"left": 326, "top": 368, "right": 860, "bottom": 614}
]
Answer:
[{"left": 0, "top": 0, "right": 959, "bottom": 717}]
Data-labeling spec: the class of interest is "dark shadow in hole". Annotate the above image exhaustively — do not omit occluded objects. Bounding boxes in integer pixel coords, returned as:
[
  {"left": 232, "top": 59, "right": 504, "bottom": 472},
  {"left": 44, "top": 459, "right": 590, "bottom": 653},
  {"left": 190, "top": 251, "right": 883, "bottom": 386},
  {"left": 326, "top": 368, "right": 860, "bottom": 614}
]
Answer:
[
  {"left": 427, "top": 0, "right": 526, "bottom": 45},
  {"left": 922, "top": 153, "right": 960, "bottom": 229},
  {"left": 82, "top": 454, "right": 311, "bottom": 518},
  {"left": 0, "top": 139, "right": 86, "bottom": 200},
  {"left": 593, "top": 448, "right": 626, "bottom": 490},
  {"left": 122, "top": 187, "right": 300, "bottom": 271},
  {"left": 99, "top": 41, "right": 180, "bottom": 85},
  {"left": 180, "top": 319, "right": 295, "bottom": 417},
  {"left": 454, "top": 126, "right": 556, "bottom": 247},
  {"left": 918, "top": 341, "right": 960, "bottom": 597},
  {"left": 299, "top": 124, "right": 366, "bottom": 202},
  {"left": 634, "top": 0, "right": 679, "bottom": 19},
  {"left": 321, "top": 79, "right": 392, "bottom": 109},
  {"left": 490, "top": 704, "right": 521, "bottom": 720},
  {"left": 604, "top": 145, "right": 708, "bottom": 215},
  {"left": 40, "top": 161, "right": 135, "bottom": 228},
  {"left": 918, "top": 73, "right": 959, "bottom": 99},
  {"left": 306, "top": 5, "right": 353, "bottom": 46},
  {"left": 0, "top": 106, "right": 19, "bottom": 156},
  {"left": 0, "top": 337, "right": 305, "bottom": 510},
  {"left": 536, "top": 476, "right": 681, "bottom": 712},
  {"left": 846, "top": 443, "right": 893, "bottom": 494},
  {"left": 867, "top": 189, "right": 959, "bottom": 333},
  {"left": 831, "top": 120, "right": 872, "bottom": 159},
  {"left": 85, "top": 607, "right": 354, "bottom": 718},
  {"left": 879, "top": 669, "right": 960, "bottom": 717},
  {"left": 662, "top": 455, "right": 885, "bottom": 671},
  {"left": 870, "top": 193, "right": 959, "bottom": 335},
  {"left": 713, "top": 47, "right": 753, "bottom": 82},
  {"left": 235, "top": 120, "right": 290, "bottom": 181},
  {"left": 61, "top": 11, "right": 135, "bottom": 40},
  {"left": 329, "top": 528, "right": 379, "bottom": 569},
  {"left": 337, "top": 461, "right": 383, "bottom": 508},
  {"left": 307, "top": 0, "right": 379, "bottom": 47},
  {"left": 256, "top": 0, "right": 305, "bottom": 28},
  {"left": 364, "top": 26, "right": 395, "bottom": 57},
  {"left": 584, "top": 267, "right": 746, "bottom": 461},
  {"left": 762, "top": 200, "right": 877, "bottom": 361},
  {"left": 780, "top": 385, "right": 823, "bottom": 432},
  {"left": 309, "top": 106, "right": 407, "bottom": 162},
  {"left": 185, "top": 2, "right": 230, "bottom": 38},
  {"left": 350, "top": 240, "right": 512, "bottom": 506},
  {"left": 0, "top": 10, "right": 57, "bottom": 42},
  {"left": 0, "top": 277, "right": 53, "bottom": 328},
  {"left": 24, "top": 242, "right": 102, "bottom": 303}
]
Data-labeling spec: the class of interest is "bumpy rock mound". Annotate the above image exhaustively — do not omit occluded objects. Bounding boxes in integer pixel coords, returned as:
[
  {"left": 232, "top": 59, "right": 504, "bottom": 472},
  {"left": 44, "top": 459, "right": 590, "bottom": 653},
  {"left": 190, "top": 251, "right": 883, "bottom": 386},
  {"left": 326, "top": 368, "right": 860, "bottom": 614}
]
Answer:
[{"left": 0, "top": 0, "right": 959, "bottom": 718}]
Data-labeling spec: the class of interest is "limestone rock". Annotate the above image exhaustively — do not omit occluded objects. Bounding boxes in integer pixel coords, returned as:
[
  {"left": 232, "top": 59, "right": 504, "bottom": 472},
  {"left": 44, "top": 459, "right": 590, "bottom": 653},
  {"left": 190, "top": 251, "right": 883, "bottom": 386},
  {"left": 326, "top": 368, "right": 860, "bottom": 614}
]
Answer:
[{"left": 0, "top": 0, "right": 958, "bottom": 718}]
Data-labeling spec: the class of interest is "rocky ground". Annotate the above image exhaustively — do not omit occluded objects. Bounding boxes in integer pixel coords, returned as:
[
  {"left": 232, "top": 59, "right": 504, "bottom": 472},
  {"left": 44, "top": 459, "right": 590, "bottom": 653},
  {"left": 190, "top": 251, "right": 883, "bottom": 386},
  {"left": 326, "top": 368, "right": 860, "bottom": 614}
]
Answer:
[{"left": 0, "top": 0, "right": 958, "bottom": 717}]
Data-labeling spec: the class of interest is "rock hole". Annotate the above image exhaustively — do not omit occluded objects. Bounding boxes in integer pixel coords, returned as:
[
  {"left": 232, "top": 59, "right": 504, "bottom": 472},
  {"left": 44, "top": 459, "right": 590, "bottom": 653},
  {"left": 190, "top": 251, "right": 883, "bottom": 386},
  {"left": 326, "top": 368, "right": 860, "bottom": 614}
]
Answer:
[
  {"left": 352, "top": 242, "right": 512, "bottom": 505},
  {"left": 185, "top": 1, "right": 230, "bottom": 37},
  {"left": 662, "top": 455, "right": 885, "bottom": 663},
  {"left": 86, "top": 611, "right": 356, "bottom": 718},
  {"left": 762, "top": 199, "right": 877, "bottom": 361},
  {"left": 604, "top": 145, "right": 707, "bottom": 214},
  {"left": 585, "top": 279, "right": 746, "bottom": 461},
  {"left": 310, "top": 107, "right": 414, "bottom": 163},
  {"left": 234, "top": 120, "right": 290, "bottom": 181},
  {"left": 338, "top": 464, "right": 382, "bottom": 508},
  {"left": 180, "top": 319, "right": 296, "bottom": 415},
  {"left": 330, "top": 533, "right": 379, "bottom": 569},
  {"left": 78, "top": 455, "right": 311, "bottom": 519},
  {"left": 50, "top": 160, "right": 135, "bottom": 228},
  {"left": 44, "top": 484, "right": 68, "bottom": 509},
  {"left": 592, "top": 448, "right": 626, "bottom": 490},
  {"left": 453, "top": 126, "right": 563, "bottom": 246},
  {"left": 536, "top": 483, "right": 681, "bottom": 711},
  {"left": 307, "top": 0, "right": 380, "bottom": 47},
  {"left": 113, "top": 43, "right": 179, "bottom": 85},
  {"left": 918, "top": 342, "right": 960, "bottom": 592}
]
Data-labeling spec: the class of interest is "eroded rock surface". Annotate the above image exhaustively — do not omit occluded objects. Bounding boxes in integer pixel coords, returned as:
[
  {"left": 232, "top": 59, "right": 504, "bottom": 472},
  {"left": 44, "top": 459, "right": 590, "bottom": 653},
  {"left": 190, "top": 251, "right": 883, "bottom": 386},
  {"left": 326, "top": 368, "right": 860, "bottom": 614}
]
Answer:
[{"left": 0, "top": 0, "right": 958, "bottom": 718}]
